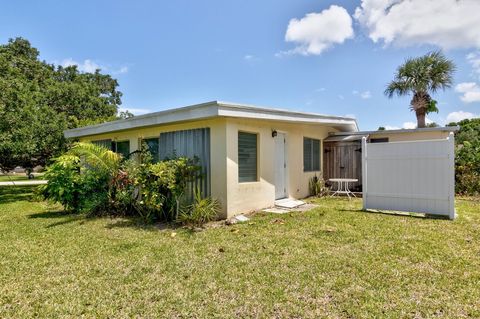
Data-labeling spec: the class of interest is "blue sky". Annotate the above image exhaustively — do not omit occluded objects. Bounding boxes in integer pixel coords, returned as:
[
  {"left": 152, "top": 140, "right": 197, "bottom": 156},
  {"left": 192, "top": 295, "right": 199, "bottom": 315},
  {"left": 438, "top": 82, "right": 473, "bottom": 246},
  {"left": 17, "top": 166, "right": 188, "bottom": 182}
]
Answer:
[{"left": 1, "top": 0, "right": 480, "bottom": 130}]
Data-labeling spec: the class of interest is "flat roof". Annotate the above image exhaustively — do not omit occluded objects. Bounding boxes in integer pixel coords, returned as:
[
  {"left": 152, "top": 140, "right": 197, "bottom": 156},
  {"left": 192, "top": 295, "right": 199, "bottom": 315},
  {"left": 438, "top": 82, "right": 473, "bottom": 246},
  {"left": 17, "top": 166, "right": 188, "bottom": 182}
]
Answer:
[
  {"left": 329, "top": 126, "right": 459, "bottom": 137},
  {"left": 64, "top": 101, "right": 359, "bottom": 138},
  {"left": 324, "top": 134, "right": 368, "bottom": 142}
]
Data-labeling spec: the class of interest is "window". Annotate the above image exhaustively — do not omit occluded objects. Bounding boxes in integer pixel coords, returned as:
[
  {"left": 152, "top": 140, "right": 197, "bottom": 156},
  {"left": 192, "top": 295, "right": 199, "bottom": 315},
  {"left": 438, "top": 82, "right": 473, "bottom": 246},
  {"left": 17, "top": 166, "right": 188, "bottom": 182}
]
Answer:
[
  {"left": 238, "top": 132, "right": 258, "bottom": 182},
  {"left": 303, "top": 137, "right": 320, "bottom": 172},
  {"left": 143, "top": 138, "right": 159, "bottom": 162},
  {"left": 92, "top": 139, "right": 130, "bottom": 159},
  {"left": 112, "top": 140, "right": 130, "bottom": 159},
  {"left": 159, "top": 128, "right": 211, "bottom": 197},
  {"left": 370, "top": 137, "right": 389, "bottom": 143},
  {"left": 92, "top": 139, "right": 112, "bottom": 150}
]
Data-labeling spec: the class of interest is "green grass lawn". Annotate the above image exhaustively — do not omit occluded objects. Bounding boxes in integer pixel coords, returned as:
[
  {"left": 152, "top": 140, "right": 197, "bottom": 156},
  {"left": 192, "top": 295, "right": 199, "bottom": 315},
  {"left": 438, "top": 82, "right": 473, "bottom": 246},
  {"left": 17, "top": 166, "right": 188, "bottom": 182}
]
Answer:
[
  {"left": 1, "top": 186, "right": 479, "bottom": 318},
  {"left": 0, "top": 173, "right": 45, "bottom": 182},
  {"left": 0, "top": 175, "right": 29, "bottom": 182}
]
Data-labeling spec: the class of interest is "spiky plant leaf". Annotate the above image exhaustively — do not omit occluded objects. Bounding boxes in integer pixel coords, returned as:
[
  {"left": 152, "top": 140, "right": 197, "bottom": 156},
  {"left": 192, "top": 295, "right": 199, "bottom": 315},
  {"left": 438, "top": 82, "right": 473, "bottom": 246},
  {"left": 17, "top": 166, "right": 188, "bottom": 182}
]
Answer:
[{"left": 68, "top": 142, "right": 120, "bottom": 173}]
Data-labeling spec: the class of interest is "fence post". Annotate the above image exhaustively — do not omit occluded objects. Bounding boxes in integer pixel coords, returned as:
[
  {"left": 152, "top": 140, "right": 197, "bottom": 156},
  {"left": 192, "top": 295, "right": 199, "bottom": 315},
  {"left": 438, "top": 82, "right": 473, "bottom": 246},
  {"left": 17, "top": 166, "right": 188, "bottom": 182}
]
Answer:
[
  {"left": 447, "top": 132, "right": 456, "bottom": 220},
  {"left": 362, "top": 136, "right": 367, "bottom": 211}
]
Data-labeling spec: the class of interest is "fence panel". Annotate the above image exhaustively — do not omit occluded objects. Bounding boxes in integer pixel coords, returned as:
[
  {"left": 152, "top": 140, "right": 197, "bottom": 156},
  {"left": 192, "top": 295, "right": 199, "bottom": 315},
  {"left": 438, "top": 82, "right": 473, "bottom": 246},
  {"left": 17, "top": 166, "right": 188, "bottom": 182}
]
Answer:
[{"left": 362, "top": 133, "right": 455, "bottom": 219}]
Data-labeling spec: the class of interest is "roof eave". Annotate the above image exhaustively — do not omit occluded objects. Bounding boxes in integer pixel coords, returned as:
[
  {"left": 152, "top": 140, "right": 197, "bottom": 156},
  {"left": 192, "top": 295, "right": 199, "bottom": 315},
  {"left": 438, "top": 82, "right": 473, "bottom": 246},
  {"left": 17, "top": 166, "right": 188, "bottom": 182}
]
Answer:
[
  {"left": 64, "top": 101, "right": 359, "bottom": 139},
  {"left": 64, "top": 102, "right": 220, "bottom": 138},
  {"left": 329, "top": 126, "right": 459, "bottom": 137}
]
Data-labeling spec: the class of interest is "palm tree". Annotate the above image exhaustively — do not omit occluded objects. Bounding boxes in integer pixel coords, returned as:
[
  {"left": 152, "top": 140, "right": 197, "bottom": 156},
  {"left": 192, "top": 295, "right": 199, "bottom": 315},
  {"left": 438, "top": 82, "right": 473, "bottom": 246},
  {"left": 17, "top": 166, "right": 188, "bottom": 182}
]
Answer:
[{"left": 385, "top": 51, "right": 455, "bottom": 128}]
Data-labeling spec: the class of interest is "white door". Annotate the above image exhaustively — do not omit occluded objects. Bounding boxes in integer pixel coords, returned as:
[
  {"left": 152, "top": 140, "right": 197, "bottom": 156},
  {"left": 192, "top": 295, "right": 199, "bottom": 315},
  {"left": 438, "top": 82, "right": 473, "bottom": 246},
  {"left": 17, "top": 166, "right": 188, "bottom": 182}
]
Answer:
[{"left": 274, "top": 133, "right": 287, "bottom": 199}]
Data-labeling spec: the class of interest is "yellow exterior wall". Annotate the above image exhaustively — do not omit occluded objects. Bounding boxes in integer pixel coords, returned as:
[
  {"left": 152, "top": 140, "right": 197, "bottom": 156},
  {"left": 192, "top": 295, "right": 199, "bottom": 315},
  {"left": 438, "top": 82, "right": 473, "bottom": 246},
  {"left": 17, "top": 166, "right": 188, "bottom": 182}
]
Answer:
[
  {"left": 79, "top": 118, "right": 229, "bottom": 217},
  {"left": 79, "top": 117, "right": 336, "bottom": 218},
  {"left": 370, "top": 130, "right": 450, "bottom": 142},
  {"left": 225, "top": 118, "right": 332, "bottom": 216}
]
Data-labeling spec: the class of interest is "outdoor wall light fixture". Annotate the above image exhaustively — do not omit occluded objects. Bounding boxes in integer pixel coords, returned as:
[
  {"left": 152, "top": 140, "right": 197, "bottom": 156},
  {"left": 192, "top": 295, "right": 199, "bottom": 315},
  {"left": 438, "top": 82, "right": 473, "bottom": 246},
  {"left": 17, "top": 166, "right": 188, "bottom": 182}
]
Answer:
[{"left": 271, "top": 129, "right": 278, "bottom": 138}]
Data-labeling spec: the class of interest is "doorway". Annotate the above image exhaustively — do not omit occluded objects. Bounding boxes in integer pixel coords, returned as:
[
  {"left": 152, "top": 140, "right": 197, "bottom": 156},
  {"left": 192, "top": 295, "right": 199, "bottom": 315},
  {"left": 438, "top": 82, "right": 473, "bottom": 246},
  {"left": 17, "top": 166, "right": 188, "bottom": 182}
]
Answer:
[{"left": 274, "top": 133, "right": 287, "bottom": 199}]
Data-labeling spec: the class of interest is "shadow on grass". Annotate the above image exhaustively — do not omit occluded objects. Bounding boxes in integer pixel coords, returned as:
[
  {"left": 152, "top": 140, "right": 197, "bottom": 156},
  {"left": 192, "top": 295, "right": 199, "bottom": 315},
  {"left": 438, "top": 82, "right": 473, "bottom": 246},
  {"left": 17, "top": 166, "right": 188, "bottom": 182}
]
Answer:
[
  {"left": 28, "top": 210, "right": 87, "bottom": 228},
  {"left": 105, "top": 218, "right": 180, "bottom": 232},
  {"left": 29, "top": 210, "right": 71, "bottom": 219},
  {"left": 338, "top": 208, "right": 451, "bottom": 220},
  {"left": 0, "top": 185, "right": 39, "bottom": 204},
  {"left": 45, "top": 215, "right": 86, "bottom": 228},
  {"left": 29, "top": 207, "right": 182, "bottom": 231},
  {"left": 0, "top": 184, "right": 184, "bottom": 231}
]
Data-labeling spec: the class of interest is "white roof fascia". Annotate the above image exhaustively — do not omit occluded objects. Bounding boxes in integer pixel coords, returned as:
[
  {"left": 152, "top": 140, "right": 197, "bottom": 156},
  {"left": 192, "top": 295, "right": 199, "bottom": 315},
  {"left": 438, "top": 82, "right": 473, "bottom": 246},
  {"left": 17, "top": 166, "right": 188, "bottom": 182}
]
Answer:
[
  {"left": 217, "top": 102, "right": 358, "bottom": 130},
  {"left": 329, "top": 126, "right": 459, "bottom": 137},
  {"left": 64, "top": 101, "right": 358, "bottom": 139},
  {"left": 64, "top": 102, "right": 219, "bottom": 138}
]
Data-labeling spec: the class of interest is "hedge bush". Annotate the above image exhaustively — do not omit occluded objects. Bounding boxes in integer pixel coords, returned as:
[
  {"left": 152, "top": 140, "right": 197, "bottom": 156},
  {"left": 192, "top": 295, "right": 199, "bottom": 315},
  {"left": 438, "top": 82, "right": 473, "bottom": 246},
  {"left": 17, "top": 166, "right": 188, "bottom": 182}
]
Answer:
[
  {"left": 450, "top": 118, "right": 480, "bottom": 195},
  {"left": 40, "top": 142, "right": 218, "bottom": 224}
]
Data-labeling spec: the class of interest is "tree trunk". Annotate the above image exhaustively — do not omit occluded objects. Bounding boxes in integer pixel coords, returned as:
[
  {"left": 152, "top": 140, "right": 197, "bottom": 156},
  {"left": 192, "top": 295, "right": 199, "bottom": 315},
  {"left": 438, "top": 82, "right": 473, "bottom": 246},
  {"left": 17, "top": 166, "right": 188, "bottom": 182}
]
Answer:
[
  {"left": 415, "top": 108, "right": 426, "bottom": 128},
  {"left": 411, "top": 92, "right": 429, "bottom": 128}
]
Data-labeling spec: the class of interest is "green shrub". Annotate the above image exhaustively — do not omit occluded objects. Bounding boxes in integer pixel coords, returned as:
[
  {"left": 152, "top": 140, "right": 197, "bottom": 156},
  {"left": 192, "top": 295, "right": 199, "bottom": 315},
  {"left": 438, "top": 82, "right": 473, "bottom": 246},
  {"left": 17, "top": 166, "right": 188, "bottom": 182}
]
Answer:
[
  {"left": 107, "top": 169, "right": 136, "bottom": 216},
  {"left": 455, "top": 165, "right": 480, "bottom": 196},
  {"left": 40, "top": 155, "right": 82, "bottom": 212},
  {"left": 40, "top": 143, "right": 120, "bottom": 213},
  {"left": 123, "top": 156, "right": 201, "bottom": 222},
  {"left": 177, "top": 190, "right": 221, "bottom": 228},
  {"left": 40, "top": 154, "right": 111, "bottom": 213},
  {"left": 452, "top": 119, "right": 480, "bottom": 195},
  {"left": 41, "top": 142, "right": 204, "bottom": 222},
  {"left": 308, "top": 175, "right": 329, "bottom": 197},
  {"left": 455, "top": 140, "right": 480, "bottom": 195}
]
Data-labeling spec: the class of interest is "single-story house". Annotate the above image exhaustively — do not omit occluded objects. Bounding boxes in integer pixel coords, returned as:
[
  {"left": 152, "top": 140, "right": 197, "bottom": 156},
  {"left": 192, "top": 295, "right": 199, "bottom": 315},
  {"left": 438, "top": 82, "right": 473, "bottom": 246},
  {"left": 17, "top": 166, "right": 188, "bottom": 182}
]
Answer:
[{"left": 64, "top": 101, "right": 457, "bottom": 218}]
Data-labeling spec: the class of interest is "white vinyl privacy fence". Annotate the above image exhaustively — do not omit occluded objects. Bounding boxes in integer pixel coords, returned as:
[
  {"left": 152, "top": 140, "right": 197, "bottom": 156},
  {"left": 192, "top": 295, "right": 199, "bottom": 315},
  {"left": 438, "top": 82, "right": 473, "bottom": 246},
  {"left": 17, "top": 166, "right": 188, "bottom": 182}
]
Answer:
[{"left": 362, "top": 133, "right": 455, "bottom": 219}]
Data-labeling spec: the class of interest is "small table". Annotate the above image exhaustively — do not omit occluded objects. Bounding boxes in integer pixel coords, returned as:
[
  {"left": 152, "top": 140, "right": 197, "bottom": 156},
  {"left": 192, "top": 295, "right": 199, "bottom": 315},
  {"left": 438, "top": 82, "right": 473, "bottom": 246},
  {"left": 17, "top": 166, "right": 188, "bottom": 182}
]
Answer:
[{"left": 329, "top": 178, "right": 358, "bottom": 199}]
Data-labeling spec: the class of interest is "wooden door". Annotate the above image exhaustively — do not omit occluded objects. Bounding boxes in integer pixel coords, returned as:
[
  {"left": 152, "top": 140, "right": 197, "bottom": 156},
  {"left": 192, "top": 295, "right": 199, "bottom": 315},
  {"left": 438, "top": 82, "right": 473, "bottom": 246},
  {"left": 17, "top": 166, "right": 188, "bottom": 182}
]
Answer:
[{"left": 323, "top": 141, "right": 362, "bottom": 191}]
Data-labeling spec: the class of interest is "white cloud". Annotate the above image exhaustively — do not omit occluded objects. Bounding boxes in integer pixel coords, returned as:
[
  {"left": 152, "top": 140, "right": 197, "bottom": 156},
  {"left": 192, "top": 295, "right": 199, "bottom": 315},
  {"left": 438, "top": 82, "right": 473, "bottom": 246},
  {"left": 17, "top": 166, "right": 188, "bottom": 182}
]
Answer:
[
  {"left": 360, "top": 91, "right": 372, "bottom": 99},
  {"left": 315, "top": 87, "right": 326, "bottom": 92},
  {"left": 115, "top": 66, "right": 129, "bottom": 74},
  {"left": 402, "top": 121, "right": 417, "bottom": 129},
  {"left": 279, "top": 5, "right": 354, "bottom": 56},
  {"left": 455, "top": 82, "right": 480, "bottom": 103},
  {"left": 60, "top": 58, "right": 101, "bottom": 73},
  {"left": 446, "top": 111, "right": 478, "bottom": 123},
  {"left": 57, "top": 58, "right": 128, "bottom": 75},
  {"left": 354, "top": 0, "right": 480, "bottom": 49},
  {"left": 384, "top": 125, "right": 400, "bottom": 130},
  {"left": 338, "top": 94, "right": 345, "bottom": 100},
  {"left": 385, "top": 117, "right": 437, "bottom": 130},
  {"left": 118, "top": 107, "right": 151, "bottom": 116},
  {"left": 467, "top": 51, "right": 480, "bottom": 77},
  {"left": 352, "top": 90, "right": 372, "bottom": 99},
  {"left": 401, "top": 118, "right": 434, "bottom": 129},
  {"left": 243, "top": 54, "right": 260, "bottom": 63}
]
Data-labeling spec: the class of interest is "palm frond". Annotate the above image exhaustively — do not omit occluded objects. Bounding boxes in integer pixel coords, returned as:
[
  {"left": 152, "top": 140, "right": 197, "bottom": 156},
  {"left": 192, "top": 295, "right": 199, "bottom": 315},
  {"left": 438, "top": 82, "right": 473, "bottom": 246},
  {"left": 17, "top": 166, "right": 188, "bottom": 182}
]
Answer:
[
  {"left": 385, "top": 80, "right": 411, "bottom": 98},
  {"left": 68, "top": 142, "right": 120, "bottom": 172},
  {"left": 55, "top": 154, "right": 81, "bottom": 167}
]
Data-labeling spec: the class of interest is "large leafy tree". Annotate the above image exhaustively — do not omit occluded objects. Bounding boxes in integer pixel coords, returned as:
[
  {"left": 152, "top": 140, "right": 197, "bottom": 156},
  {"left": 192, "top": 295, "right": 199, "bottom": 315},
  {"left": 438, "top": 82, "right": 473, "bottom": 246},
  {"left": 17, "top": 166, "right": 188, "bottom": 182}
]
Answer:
[
  {"left": 0, "top": 37, "right": 122, "bottom": 172},
  {"left": 48, "top": 65, "right": 122, "bottom": 128},
  {"left": 385, "top": 51, "right": 455, "bottom": 128}
]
